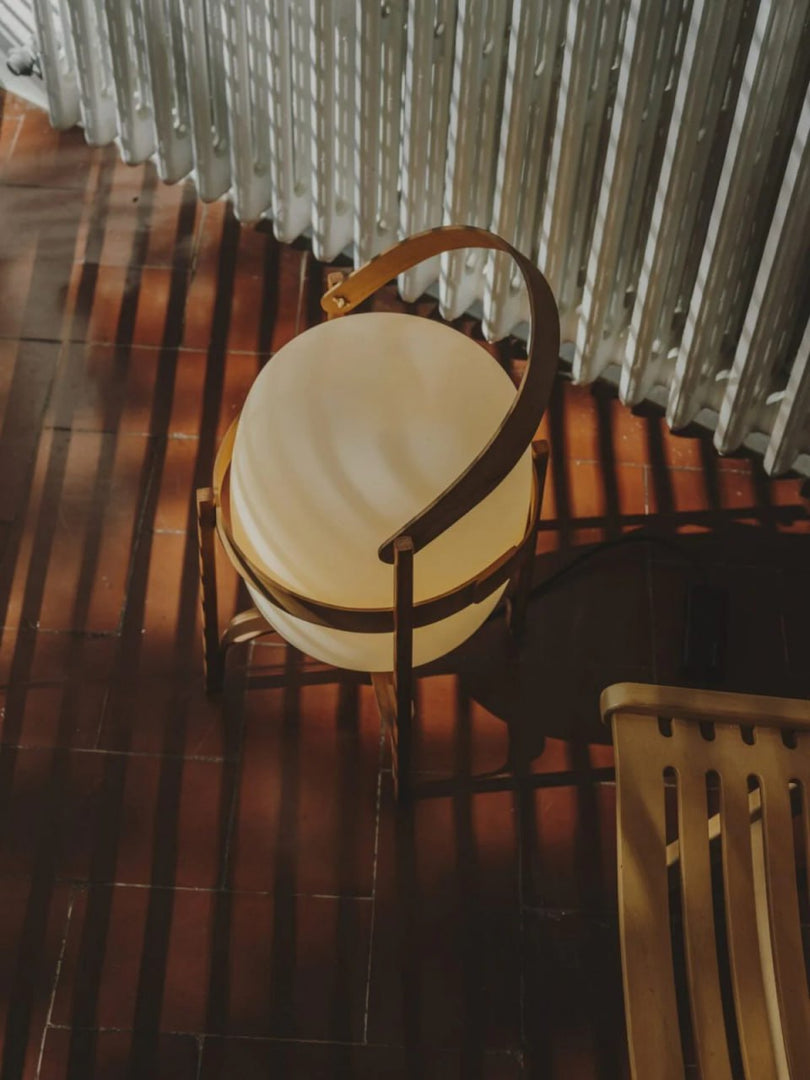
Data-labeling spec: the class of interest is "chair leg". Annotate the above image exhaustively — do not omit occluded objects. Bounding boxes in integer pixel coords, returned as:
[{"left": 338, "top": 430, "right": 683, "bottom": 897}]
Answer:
[
  {"left": 371, "top": 671, "right": 398, "bottom": 779},
  {"left": 197, "top": 487, "right": 225, "bottom": 694},
  {"left": 507, "top": 440, "right": 549, "bottom": 641},
  {"left": 392, "top": 536, "right": 415, "bottom": 803}
]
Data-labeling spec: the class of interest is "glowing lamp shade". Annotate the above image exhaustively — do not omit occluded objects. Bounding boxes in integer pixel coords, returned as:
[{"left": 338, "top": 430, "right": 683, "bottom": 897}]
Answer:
[{"left": 229, "top": 312, "right": 533, "bottom": 672}]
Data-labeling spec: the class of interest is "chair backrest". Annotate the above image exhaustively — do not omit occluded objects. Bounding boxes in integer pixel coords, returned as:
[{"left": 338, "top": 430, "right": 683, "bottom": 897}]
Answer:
[{"left": 601, "top": 683, "right": 810, "bottom": 1080}]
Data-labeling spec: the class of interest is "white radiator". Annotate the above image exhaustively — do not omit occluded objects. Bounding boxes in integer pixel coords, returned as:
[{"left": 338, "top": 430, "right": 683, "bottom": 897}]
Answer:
[{"left": 5, "top": 0, "right": 810, "bottom": 476}]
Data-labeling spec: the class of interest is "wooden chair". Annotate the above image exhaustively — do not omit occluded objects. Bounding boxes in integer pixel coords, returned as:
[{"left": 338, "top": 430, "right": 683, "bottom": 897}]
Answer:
[{"left": 601, "top": 682, "right": 810, "bottom": 1079}]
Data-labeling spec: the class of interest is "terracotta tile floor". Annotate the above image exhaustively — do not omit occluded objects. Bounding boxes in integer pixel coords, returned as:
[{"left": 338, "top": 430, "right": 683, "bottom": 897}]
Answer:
[{"left": 1, "top": 88, "right": 809, "bottom": 1078}]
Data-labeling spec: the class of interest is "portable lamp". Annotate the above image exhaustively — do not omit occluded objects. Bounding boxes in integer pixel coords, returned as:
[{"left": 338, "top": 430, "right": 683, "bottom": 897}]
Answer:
[{"left": 198, "top": 225, "right": 559, "bottom": 797}]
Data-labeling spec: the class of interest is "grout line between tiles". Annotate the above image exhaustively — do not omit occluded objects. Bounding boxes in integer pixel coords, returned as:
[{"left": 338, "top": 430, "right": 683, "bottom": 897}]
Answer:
[
  {"left": 0, "top": 178, "right": 86, "bottom": 193},
  {"left": 36, "top": 884, "right": 79, "bottom": 1080},
  {"left": 0, "top": 333, "right": 64, "bottom": 346},
  {"left": 0, "top": 335, "right": 283, "bottom": 360},
  {"left": 193, "top": 1028, "right": 204, "bottom": 1080},
  {"left": 50, "top": 878, "right": 375, "bottom": 900},
  {"left": 10, "top": 626, "right": 121, "bottom": 639},
  {"left": 70, "top": 258, "right": 200, "bottom": 273},
  {"left": 520, "top": 905, "right": 616, "bottom": 924},
  {"left": 115, "top": 438, "right": 161, "bottom": 637},
  {"left": 91, "top": 682, "right": 112, "bottom": 750},
  {"left": 195, "top": 1034, "right": 204, "bottom": 1080},
  {"left": 0, "top": 752, "right": 614, "bottom": 782},
  {"left": 44, "top": 1023, "right": 521, "bottom": 1056},
  {"left": 4, "top": 117, "right": 23, "bottom": 163},
  {"left": 1, "top": 745, "right": 233, "bottom": 763},
  {"left": 361, "top": 717, "right": 387, "bottom": 1044}
]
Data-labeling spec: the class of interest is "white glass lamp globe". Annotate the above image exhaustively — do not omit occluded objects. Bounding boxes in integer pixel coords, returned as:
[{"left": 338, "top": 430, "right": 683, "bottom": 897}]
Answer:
[{"left": 229, "top": 311, "right": 533, "bottom": 672}]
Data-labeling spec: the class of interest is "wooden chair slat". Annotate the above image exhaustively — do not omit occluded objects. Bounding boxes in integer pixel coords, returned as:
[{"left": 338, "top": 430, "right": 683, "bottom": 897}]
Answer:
[
  {"left": 676, "top": 759, "right": 734, "bottom": 1080},
  {"left": 719, "top": 773, "right": 782, "bottom": 1079},
  {"left": 614, "top": 717, "right": 685, "bottom": 1079},
  {"left": 757, "top": 740, "right": 810, "bottom": 1077}
]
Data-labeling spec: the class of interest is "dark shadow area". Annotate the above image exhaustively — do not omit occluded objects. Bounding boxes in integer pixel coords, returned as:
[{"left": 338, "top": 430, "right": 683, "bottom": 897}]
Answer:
[{"left": 452, "top": 523, "right": 810, "bottom": 753}]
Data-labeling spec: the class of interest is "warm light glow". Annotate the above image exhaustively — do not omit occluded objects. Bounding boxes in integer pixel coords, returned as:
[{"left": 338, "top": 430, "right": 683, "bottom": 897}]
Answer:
[{"left": 230, "top": 312, "right": 533, "bottom": 671}]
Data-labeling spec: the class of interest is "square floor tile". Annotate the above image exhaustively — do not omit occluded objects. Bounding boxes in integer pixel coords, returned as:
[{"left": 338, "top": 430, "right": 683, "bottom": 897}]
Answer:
[
  {"left": 138, "top": 531, "right": 241, "bottom": 675},
  {"left": 6, "top": 430, "right": 151, "bottom": 633},
  {"left": 0, "top": 678, "right": 108, "bottom": 750},
  {"left": 1, "top": 111, "right": 98, "bottom": 188},
  {"left": 96, "top": 668, "right": 233, "bottom": 759},
  {"left": 66, "top": 262, "right": 184, "bottom": 347},
  {"left": 73, "top": 161, "right": 198, "bottom": 270},
  {"left": 0, "top": 880, "right": 74, "bottom": 1080},
  {"left": 0, "top": 750, "right": 113, "bottom": 881},
  {"left": 523, "top": 910, "right": 626, "bottom": 1080},
  {"left": 0, "top": 340, "right": 62, "bottom": 524},
  {"left": 367, "top": 784, "right": 522, "bottom": 1052},
  {"left": 52, "top": 886, "right": 372, "bottom": 1041},
  {"left": 38, "top": 1028, "right": 200, "bottom": 1080},
  {"left": 46, "top": 343, "right": 162, "bottom": 435},
  {"left": 199, "top": 1039, "right": 524, "bottom": 1079},
  {"left": 546, "top": 379, "right": 650, "bottom": 467},
  {"left": 53, "top": 751, "right": 231, "bottom": 888},
  {"left": 520, "top": 779, "right": 617, "bottom": 914},
  {"left": 230, "top": 673, "right": 381, "bottom": 897},
  {"left": 408, "top": 673, "right": 512, "bottom": 778}
]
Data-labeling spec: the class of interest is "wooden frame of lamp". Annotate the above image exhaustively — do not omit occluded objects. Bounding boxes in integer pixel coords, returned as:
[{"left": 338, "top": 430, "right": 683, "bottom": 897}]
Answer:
[{"left": 197, "top": 225, "right": 560, "bottom": 800}]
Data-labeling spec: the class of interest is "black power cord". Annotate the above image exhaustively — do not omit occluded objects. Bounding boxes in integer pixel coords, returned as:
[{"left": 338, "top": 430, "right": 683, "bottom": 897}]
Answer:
[
  {"left": 486, "top": 528, "right": 708, "bottom": 625},
  {"left": 525, "top": 529, "right": 708, "bottom": 603},
  {"left": 492, "top": 528, "right": 730, "bottom": 685}
]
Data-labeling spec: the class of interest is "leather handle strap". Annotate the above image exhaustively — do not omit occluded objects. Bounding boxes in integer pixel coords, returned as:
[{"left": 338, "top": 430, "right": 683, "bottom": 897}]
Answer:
[
  {"left": 321, "top": 224, "right": 560, "bottom": 564},
  {"left": 210, "top": 418, "right": 545, "bottom": 632}
]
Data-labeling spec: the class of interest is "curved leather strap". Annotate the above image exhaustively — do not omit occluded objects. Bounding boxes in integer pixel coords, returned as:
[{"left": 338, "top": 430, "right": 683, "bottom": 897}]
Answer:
[
  {"left": 321, "top": 224, "right": 560, "bottom": 564},
  {"left": 212, "top": 419, "right": 545, "bottom": 632}
]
